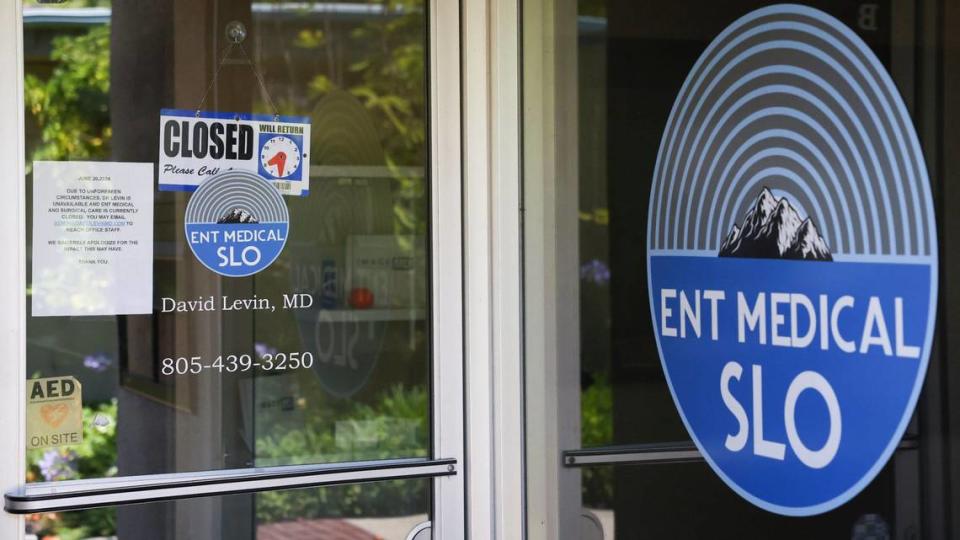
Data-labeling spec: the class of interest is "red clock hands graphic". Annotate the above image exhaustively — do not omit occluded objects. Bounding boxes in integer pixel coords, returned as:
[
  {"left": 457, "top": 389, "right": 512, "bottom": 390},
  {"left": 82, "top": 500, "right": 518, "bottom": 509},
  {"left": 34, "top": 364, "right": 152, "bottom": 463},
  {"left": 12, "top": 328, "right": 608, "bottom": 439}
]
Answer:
[{"left": 266, "top": 151, "right": 287, "bottom": 177}]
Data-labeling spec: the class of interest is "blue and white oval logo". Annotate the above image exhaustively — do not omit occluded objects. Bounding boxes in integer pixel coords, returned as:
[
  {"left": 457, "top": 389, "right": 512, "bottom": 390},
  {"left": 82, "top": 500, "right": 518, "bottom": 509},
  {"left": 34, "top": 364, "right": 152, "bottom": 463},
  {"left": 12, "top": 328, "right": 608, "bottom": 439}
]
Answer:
[
  {"left": 185, "top": 170, "right": 289, "bottom": 277},
  {"left": 647, "top": 5, "right": 937, "bottom": 516}
]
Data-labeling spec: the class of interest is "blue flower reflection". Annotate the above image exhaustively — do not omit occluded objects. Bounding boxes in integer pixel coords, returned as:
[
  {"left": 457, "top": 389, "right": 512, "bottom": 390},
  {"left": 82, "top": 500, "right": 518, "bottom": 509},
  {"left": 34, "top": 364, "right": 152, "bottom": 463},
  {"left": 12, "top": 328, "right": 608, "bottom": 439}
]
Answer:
[
  {"left": 580, "top": 259, "right": 611, "bottom": 285},
  {"left": 37, "top": 449, "right": 78, "bottom": 482},
  {"left": 255, "top": 342, "right": 278, "bottom": 358},
  {"left": 83, "top": 352, "right": 112, "bottom": 372}
]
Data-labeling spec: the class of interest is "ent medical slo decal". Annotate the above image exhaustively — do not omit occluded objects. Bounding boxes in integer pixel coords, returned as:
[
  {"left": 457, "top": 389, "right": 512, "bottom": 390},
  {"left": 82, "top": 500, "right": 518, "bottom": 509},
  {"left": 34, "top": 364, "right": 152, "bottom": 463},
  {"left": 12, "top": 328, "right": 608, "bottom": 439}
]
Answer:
[
  {"left": 647, "top": 5, "right": 937, "bottom": 515},
  {"left": 185, "top": 169, "right": 289, "bottom": 277}
]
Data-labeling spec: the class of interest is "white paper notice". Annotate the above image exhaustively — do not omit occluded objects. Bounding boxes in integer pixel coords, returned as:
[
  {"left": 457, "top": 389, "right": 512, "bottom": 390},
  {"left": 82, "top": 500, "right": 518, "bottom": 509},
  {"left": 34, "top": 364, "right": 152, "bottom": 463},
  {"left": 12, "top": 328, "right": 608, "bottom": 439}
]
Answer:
[{"left": 32, "top": 161, "right": 154, "bottom": 317}]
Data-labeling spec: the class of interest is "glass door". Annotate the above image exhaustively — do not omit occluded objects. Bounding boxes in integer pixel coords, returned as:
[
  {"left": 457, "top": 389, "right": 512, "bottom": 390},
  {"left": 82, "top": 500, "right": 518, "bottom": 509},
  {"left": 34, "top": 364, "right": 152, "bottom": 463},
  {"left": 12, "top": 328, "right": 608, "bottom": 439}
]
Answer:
[
  {"left": 523, "top": 0, "right": 958, "bottom": 538},
  {"left": 2, "top": 0, "right": 464, "bottom": 538}
]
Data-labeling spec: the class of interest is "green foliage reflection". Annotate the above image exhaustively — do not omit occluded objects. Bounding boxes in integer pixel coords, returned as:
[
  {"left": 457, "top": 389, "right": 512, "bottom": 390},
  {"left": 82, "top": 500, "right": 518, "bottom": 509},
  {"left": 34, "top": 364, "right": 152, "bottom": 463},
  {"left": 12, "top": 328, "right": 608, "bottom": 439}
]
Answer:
[
  {"left": 25, "top": 25, "right": 111, "bottom": 165},
  {"left": 25, "top": 401, "right": 117, "bottom": 540},
  {"left": 582, "top": 374, "right": 614, "bottom": 507},
  {"left": 255, "top": 384, "right": 428, "bottom": 520}
]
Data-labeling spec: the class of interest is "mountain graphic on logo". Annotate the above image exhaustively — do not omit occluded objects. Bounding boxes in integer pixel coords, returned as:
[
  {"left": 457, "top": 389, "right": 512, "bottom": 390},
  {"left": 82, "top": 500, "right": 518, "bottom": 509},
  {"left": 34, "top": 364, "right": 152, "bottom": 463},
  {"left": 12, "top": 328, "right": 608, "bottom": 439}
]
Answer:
[
  {"left": 217, "top": 208, "right": 259, "bottom": 224},
  {"left": 719, "top": 187, "right": 832, "bottom": 261}
]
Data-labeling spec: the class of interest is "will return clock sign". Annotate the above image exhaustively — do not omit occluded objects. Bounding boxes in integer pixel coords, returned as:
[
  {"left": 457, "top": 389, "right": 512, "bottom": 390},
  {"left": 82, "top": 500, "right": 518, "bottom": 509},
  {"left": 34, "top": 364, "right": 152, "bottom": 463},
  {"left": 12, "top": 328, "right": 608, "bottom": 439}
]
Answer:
[{"left": 259, "top": 135, "right": 303, "bottom": 179}]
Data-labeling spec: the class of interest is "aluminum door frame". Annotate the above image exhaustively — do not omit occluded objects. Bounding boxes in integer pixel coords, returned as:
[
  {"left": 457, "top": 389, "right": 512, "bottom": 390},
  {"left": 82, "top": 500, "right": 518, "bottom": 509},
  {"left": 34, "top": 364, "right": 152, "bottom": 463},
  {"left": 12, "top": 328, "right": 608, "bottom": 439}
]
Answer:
[{"left": 0, "top": 1, "right": 27, "bottom": 537}]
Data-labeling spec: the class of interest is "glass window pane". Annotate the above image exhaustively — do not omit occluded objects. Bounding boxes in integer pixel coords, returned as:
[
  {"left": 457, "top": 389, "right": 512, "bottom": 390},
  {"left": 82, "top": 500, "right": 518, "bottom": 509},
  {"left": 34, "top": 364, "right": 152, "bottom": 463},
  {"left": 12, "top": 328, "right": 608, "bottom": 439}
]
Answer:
[
  {"left": 538, "top": 0, "right": 925, "bottom": 447},
  {"left": 552, "top": 0, "right": 926, "bottom": 449},
  {"left": 23, "top": 0, "right": 431, "bottom": 481},
  {"left": 524, "top": 0, "right": 951, "bottom": 536}
]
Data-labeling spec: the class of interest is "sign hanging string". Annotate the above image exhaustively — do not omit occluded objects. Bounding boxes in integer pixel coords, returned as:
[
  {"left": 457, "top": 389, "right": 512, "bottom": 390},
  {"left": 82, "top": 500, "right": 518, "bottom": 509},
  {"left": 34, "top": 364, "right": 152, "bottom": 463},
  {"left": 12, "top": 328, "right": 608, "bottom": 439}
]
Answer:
[{"left": 195, "top": 24, "right": 280, "bottom": 121}]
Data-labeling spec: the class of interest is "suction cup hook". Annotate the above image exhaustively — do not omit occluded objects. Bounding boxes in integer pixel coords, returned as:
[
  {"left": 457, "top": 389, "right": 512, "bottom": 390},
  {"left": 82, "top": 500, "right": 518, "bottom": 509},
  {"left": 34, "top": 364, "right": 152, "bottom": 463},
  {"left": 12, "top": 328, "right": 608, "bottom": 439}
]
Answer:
[{"left": 225, "top": 21, "right": 247, "bottom": 44}]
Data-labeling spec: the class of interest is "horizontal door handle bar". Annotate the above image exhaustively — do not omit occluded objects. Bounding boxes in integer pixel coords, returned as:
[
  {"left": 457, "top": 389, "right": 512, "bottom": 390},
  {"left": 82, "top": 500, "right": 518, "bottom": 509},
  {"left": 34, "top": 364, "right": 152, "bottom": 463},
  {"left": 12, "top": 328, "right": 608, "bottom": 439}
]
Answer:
[
  {"left": 563, "top": 437, "right": 920, "bottom": 467},
  {"left": 563, "top": 442, "right": 701, "bottom": 467},
  {"left": 5, "top": 457, "right": 456, "bottom": 514}
]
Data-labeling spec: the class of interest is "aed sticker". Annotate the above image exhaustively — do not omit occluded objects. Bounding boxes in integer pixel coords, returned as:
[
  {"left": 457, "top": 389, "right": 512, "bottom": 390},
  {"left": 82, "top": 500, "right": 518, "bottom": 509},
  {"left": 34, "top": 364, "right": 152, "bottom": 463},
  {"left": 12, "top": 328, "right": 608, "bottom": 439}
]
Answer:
[
  {"left": 185, "top": 170, "right": 289, "bottom": 277},
  {"left": 158, "top": 109, "right": 311, "bottom": 197},
  {"left": 26, "top": 377, "right": 83, "bottom": 450},
  {"left": 647, "top": 5, "right": 937, "bottom": 515}
]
